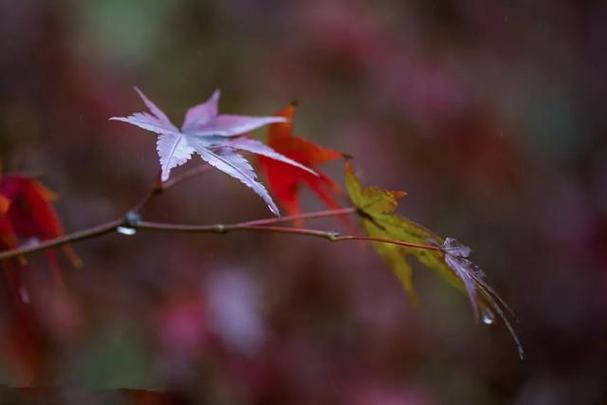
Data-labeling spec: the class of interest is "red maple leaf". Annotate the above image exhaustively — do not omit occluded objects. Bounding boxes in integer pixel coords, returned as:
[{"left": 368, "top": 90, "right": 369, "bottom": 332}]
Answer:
[
  {"left": 0, "top": 175, "right": 80, "bottom": 282},
  {"left": 0, "top": 175, "right": 78, "bottom": 384},
  {"left": 0, "top": 197, "right": 17, "bottom": 252},
  {"left": 258, "top": 103, "right": 344, "bottom": 223}
]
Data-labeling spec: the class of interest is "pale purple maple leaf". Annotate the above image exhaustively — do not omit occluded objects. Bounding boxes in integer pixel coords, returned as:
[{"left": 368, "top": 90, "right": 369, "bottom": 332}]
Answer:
[
  {"left": 442, "top": 237, "right": 480, "bottom": 320},
  {"left": 110, "top": 88, "right": 317, "bottom": 215},
  {"left": 442, "top": 237, "right": 525, "bottom": 359}
]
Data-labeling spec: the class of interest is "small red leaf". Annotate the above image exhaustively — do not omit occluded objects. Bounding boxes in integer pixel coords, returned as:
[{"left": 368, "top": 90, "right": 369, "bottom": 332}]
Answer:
[
  {"left": 0, "top": 174, "right": 82, "bottom": 384},
  {"left": 258, "top": 104, "right": 344, "bottom": 224},
  {"left": 0, "top": 175, "right": 81, "bottom": 275}
]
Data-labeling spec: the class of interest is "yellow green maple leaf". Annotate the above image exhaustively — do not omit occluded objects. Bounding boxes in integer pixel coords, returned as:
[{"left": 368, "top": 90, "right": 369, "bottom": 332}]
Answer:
[{"left": 344, "top": 161, "right": 523, "bottom": 358}]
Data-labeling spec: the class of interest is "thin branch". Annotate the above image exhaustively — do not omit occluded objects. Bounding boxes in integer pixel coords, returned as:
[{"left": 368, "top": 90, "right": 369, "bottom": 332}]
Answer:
[
  {"left": 130, "top": 165, "right": 214, "bottom": 213},
  {"left": 0, "top": 166, "right": 219, "bottom": 261},
  {"left": 239, "top": 207, "right": 356, "bottom": 227},
  {"left": 162, "top": 164, "right": 214, "bottom": 190},
  {"left": 0, "top": 208, "right": 356, "bottom": 262},
  {"left": 0, "top": 206, "right": 440, "bottom": 262},
  {"left": 136, "top": 221, "right": 442, "bottom": 251},
  {"left": 0, "top": 219, "right": 124, "bottom": 261},
  {"left": 129, "top": 178, "right": 161, "bottom": 214}
]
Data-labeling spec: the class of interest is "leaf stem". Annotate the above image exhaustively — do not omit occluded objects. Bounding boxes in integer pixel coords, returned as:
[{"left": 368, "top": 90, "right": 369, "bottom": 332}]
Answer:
[
  {"left": 130, "top": 164, "right": 214, "bottom": 213},
  {"left": 162, "top": 164, "right": 214, "bottom": 191}
]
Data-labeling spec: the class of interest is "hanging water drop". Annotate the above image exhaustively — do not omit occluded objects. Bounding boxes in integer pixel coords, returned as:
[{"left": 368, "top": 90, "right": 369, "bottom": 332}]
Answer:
[
  {"left": 482, "top": 308, "right": 495, "bottom": 325},
  {"left": 117, "top": 211, "right": 141, "bottom": 236},
  {"left": 116, "top": 226, "right": 137, "bottom": 236}
]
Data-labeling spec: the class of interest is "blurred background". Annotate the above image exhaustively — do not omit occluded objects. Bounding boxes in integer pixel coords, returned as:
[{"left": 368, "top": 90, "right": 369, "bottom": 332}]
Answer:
[{"left": 1, "top": 0, "right": 606, "bottom": 403}]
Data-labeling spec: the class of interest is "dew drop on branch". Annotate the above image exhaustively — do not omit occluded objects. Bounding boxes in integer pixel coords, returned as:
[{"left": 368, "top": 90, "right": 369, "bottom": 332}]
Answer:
[{"left": 116, "top": 226, "right": 137, "bottom": 236}]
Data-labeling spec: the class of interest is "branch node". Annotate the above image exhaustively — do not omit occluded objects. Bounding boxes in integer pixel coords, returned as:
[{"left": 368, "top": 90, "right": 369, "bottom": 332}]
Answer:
[
  {"left": 327, "top": 232, "right": 341, "bottom": 241},
  {"left": 214, "top": 224, "right": 226, "bottom": 233},
  {"left": 124, "top": 211, "right": 142, "bottom": 228}
]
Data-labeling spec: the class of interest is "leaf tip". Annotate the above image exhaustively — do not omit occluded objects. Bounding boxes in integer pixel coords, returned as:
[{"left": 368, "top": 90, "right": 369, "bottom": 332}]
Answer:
[
  {"left": 211, "top": 89, "right": 221, "bottom": 102},
  {"left": 269, "top": 202, "right": 280, "bottom": 216},
  {"left": 275, "top": 104, "right": 296, "bottom": 122},
  {"left": 132, "top": 86, "right": 145, "bottom": 100}
]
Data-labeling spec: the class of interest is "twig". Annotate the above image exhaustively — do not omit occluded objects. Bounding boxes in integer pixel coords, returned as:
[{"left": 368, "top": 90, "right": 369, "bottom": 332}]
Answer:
[
  {"left": 1, "top": 165, "right": 215, "bottom": 262},
  {"left": 162, "top": 164, "right": 213, "bottom": 190},
  {"left": 0, "top": 219, "right": 124, "bottom": 261},
  {"left": 0, "top": 205, "right": 441, "bottom": 262},
  {"left": 136, "top": 221, "right": 442, "bottom": 251},
  {"left": 0, "top": 161, "right": 441, "bottom": 263},
  {"left": 239, "top": 207, "right": 356, "bottom": 227},
  {"left": 130, "top": 165, "right": 214, "bottom": 213},
  {"left": 0, "top": 208, "right": 355, "bottom": 261}
]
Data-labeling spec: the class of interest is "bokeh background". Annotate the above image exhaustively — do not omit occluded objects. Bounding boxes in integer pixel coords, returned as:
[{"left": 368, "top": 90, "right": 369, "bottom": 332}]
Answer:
[{"left": 1, "top": 0, "right": 606, "bottom": 403}]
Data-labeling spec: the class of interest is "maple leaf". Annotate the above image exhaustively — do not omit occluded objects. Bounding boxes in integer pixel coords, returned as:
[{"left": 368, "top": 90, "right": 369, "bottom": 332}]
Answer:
[
  {"left": 0, "top": 175, "right": 80, "bottom": 383},
  {"left": 110, "top": 88, "right": 317, "bottom": 215},
  {"left": 0, "top": 175, "right": 81, "bottom": 278},
  {"left": 344, "top": 161, "right": 523, "bottom": 358},
  {"left": 258, "top": 103, "right": 343, "bottom": 220}
]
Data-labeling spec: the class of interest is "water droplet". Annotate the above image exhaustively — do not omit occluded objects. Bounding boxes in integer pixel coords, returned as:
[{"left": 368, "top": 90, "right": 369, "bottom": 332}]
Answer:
[
  {"left": 116, "top": 226, "right": 137, "bottom": 236},
  {"left": 482, "top": 309, "right": 495, "bottom": 325},
  {"left": 19, "top": 287, "right": 30, "bottom": 304}
]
